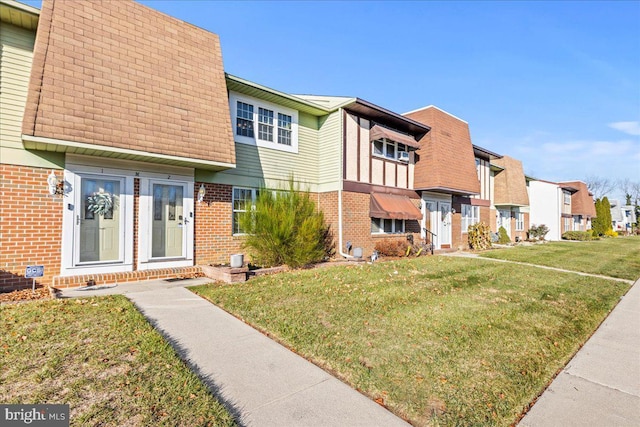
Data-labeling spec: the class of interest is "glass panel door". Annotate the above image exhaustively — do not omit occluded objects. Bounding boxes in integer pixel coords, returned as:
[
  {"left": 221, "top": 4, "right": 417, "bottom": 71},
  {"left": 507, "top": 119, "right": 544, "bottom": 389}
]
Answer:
[
  {"left": 439, "top": 202, "right": 451, "bottom": 246},
  {"left": 151, "top": 184, "right": 185, "bottom": 258},
  {"left": 79, "top": 178, "right": 121, "bottom": 263},
  {"left": 424, "top": 200, "right": 437, "bottom": 247}
]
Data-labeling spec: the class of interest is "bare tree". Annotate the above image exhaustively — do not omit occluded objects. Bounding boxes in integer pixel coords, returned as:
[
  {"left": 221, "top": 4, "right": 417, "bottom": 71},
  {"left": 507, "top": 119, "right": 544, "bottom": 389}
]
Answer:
[
  {"left": 585, "top": 175, "right": 616, "bottom": 200},
  {"left": 619, "top": 179, "right": 640, "bottom": 205}
]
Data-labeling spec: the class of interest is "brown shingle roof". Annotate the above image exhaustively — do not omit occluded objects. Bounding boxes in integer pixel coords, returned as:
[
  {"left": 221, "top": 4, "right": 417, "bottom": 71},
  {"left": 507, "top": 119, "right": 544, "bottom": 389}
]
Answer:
[
  {"left": 493, "top": 155, "right": 529, "bottom": 206},
  {"left": 404, "top": 106, "right": 480, "bottom": 195},
  {"left": 22, "top": 0, "right": 234, "bottom": 166},
  {"left": 560, "top": 181, "right": 596, "bottom": 217}
]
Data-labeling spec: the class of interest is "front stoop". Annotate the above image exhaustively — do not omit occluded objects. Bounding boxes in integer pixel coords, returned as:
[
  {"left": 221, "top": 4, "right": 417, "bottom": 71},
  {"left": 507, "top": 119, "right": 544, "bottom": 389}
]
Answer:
[{"left": 52, "top": 266, "right": 203, "bottom": 288}]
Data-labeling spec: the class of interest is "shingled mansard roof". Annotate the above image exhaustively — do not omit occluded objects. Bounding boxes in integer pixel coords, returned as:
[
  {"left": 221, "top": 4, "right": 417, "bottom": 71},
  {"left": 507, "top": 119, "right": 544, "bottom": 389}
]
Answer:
[{"left": 22, "top": 0, "right": 234, "bottom": 170}]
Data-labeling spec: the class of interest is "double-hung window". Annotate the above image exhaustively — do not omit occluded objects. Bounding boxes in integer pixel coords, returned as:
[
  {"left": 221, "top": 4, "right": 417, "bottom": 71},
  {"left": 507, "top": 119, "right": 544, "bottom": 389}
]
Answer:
[
  {"left": 371, "top": 218, "right": 405, "bottom": 234},
  {"left": 516, "top": 212, "right": 525, "bottom": 231},
  {"left": 461, "top": 204, "right": 479, "bottom": 232},
  {"left": 229, "top": 92, "right": 298, "bottom": 153},
  {"left": 278, "top": 113, "right": 292, "bottom": 146},
  {"left": 563, "top": 192, "right": 571, "bottom": 205},
  {"left": 233, "top": 187, "right": 259, "bottom": 235},
  {"left": 258, "top": 108, "right": 274, "bottom": 142},
  {"left": 236, "top": 102, "right": 254, "bottom": 138}
]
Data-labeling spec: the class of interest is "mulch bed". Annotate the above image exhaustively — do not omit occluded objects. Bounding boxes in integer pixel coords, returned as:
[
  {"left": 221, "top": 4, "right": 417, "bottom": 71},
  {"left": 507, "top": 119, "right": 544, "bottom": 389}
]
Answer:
[{"left": 0, "top": 287, "right": 53, "bottom": 304}]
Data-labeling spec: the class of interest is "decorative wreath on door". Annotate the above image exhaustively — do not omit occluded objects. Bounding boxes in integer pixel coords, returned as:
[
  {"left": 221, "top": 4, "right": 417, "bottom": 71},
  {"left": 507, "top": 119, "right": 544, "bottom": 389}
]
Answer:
[{"left": 86, "top": 192, "right": 114, "bottom": 216}]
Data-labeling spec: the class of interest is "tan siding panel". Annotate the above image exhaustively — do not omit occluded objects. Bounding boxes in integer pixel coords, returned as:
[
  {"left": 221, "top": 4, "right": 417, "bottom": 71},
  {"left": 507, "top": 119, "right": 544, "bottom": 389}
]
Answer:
[
  {"left": 345, "top": 113, "right": 358, "bottom": 181},
  {"left": 359, "top": 118, "right": 370, "bottom": 183},
  {"left": 371, "top": 158, "right": 384, "bottom": 185}
]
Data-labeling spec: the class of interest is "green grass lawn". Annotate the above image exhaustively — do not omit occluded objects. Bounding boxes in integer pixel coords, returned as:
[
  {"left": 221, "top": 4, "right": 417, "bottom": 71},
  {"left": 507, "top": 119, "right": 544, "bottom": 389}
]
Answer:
[
  {"left": 479, "top": 236, "right": 640, "bottom": 281},
  {"left": 192, "top": 256, "right": 629, "bottom": 426},
  {"left": 1, "top": 296, "right": 236, "bottom": 427}
]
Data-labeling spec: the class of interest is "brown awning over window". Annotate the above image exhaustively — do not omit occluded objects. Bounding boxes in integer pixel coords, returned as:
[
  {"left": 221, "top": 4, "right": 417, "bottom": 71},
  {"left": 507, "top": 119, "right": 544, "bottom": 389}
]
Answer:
[
  {"left": 369, "top": 125, "right": 420, "bottom": 149},
  {"left": 370, "top": 193, "right": 422, "bottom": 220}
]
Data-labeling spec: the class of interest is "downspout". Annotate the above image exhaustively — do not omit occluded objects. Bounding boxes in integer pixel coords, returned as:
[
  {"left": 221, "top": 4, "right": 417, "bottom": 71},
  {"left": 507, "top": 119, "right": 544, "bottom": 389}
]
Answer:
[{"left": 338, "top": 108, "right": 353, "bottom": 259}]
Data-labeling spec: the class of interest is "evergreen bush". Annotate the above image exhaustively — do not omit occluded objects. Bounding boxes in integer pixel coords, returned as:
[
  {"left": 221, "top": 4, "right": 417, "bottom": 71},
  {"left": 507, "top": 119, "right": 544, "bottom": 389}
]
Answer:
[
  {"left": 238, "top": 180, "right": 333, "bottom": 268},
  {"left": 498, "top": 226, "right": 511, "bottom": 244}
]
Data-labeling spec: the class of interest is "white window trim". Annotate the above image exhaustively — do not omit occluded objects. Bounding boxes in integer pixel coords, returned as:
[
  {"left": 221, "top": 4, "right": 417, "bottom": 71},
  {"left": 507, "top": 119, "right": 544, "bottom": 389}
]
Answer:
[
  {"left": 371, "top": 218, "right": 405, "bottom": 234},
  {"left": 232, "top": 187, "right": 259, "bottom": 236},
  {"left": 563, "top": 192, "right": 571, "bottom": 205},
  {"left": 229, "top": 92, "right": 299, "bottom": 154},
  {"left": 461, "top": 204, "right": 480, "bottom": 233},
  {"left": 516, "top": 212, "right": 525, "bottom": 231},
  {"left": 372, "top": 137, "right": 407, "bottom": 161}
]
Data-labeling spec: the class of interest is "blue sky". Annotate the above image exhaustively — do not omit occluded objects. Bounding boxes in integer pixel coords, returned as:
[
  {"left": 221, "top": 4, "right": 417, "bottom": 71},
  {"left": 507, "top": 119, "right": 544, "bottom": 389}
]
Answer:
[{"left": 25, "top": 1, "right": 640, "bottom": 195}]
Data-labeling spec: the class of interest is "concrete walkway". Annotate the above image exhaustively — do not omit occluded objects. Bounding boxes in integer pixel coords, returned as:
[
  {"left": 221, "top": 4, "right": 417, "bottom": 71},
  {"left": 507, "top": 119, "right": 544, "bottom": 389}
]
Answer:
[
  {"left": 60, "top": 279, "right": 410, "bottom": 427},
  {"left": 59, "top": 263, "right": 640, "bottom": 426}
]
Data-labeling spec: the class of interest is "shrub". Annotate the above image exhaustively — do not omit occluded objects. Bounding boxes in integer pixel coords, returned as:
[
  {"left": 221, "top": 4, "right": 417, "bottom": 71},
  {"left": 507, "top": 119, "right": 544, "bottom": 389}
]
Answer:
[
  {"left": 498, "top": 226, "right": 511, "bottom": 244},
  {"left": 374, "top": 239, "right": 409, "bottom": 257},
  {"left": 467, "top": 222, "right": 492, "bottom": 250},
  {"left": 527, "top": 224, "right": 550, "bottom": 241},
  {"left": 604, "top": 229, "right": 618, "bottom": 238},
  {"left": 562, "top": 231, "right": 593, "bottom": 241},
  {"left": 238, "top": 179, "right": 332, "bottom": 268}
]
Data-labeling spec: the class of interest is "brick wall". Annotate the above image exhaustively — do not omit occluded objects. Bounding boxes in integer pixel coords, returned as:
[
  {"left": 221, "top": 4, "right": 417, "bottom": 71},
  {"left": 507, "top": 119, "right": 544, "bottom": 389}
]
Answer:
[
  {"left": 194, "top": 182, "right": 242, "bottom": 265},
  {"left": 0, "top": 164, "right": 63, "bottom": 291}
]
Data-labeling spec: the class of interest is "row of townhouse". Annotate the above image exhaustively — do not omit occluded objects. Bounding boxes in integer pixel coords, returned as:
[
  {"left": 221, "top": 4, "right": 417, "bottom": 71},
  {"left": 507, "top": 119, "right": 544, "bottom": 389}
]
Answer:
[{"left": 0, "top": 0, "right": 596, "bottom": 291}]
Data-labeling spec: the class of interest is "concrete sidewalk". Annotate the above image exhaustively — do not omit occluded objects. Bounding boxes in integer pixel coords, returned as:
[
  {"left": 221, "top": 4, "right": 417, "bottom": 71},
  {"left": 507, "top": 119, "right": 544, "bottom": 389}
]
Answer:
[
  {"left": 519, "top": 278, "right": 640, "bottom": 426},
  {"left": 59, "top": 272, "right": 640, "bottom": 426},
  {"left": 61, "top": 279, "right": 409, "bottom": 427}
]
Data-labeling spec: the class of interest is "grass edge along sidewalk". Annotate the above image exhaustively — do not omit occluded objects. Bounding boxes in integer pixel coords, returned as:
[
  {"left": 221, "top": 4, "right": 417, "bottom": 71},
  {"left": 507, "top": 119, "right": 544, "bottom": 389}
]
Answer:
[
  {"left": 192, "top": 256, "right": 630, "bottom": 426},
  {"left": 1, "top": 295, "right": 236, "bottom": 427},
  {"left": 478, "top": 237, "right": 640, "bottom": 281}
]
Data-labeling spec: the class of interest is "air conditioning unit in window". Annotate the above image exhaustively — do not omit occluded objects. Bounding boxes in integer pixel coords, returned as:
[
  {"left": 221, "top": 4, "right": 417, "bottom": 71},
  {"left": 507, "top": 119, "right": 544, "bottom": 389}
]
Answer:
[{"left": 397, "top": 151, "right": 410, "bottom": 162}]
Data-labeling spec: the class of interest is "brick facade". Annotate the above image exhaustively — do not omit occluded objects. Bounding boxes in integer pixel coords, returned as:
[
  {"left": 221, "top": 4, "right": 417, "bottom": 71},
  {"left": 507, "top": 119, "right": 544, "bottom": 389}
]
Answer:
[
  {"left": 194, "top": 182, "right": 242, "bottom": 266},
  {"left": 0, "top": 164, "right": 63, "bottom": 291}
]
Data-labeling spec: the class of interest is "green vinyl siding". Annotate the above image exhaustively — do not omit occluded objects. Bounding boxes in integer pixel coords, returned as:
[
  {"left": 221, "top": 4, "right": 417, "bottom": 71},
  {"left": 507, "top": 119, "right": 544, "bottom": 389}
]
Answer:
[
  {"left": 199, "top": 111, "right": 321, "bottom": 191},
  {"left": 0, "top": 22, "right": 63, "bottom": 168},
  {"left": 317, "top": 110, "right": 342, "bottom": 192}
]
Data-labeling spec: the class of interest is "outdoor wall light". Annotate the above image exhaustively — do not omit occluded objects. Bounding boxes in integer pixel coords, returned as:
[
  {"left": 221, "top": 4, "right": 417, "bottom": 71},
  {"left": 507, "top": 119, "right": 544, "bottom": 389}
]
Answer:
[
  {"left": 47, "top": 171, "right": 59, "bottom": 196},
  {"left": 197, "top": 184, "right": 206, "bottom": 203},
  {"left": 451, "top": 208, "right": 456, "bottom": 214}
]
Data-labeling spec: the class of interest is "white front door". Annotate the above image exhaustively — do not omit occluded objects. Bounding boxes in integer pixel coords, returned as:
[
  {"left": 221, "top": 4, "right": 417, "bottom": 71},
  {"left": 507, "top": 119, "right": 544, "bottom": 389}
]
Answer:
[
  {"left": 75, "top": 176, "right": 125, "bottom": 265},
  {"left": 423, "top": 199, "right": 452, "bottom": 249},
  {"left": 439, "top": 202, "right": 452, "bottom": 247},
  {"left": 150, "top": 182, "right": 187, "bottom": 259},
  {"left": 498, "top": 209, "right": 511, "bottom": 237}
]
